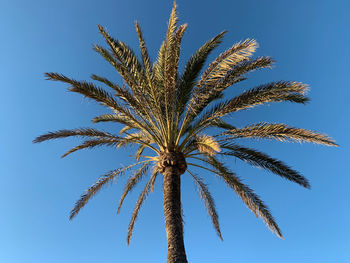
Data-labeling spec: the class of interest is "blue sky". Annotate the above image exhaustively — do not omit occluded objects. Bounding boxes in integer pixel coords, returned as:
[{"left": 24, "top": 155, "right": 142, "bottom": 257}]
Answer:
[{"left": 1, "top": 0, "right": 349, "bottom": 262}]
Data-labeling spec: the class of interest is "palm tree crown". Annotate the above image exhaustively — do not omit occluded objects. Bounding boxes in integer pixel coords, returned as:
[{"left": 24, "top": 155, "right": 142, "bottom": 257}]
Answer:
[{"left": 34, "top": 2, "right": 337, "bottom": 262}]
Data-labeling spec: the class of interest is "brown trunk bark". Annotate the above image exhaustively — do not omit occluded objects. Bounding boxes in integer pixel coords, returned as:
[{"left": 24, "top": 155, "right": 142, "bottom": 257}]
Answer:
[{"left": 163, "top": 165, "right": 188, "bottom": 263}]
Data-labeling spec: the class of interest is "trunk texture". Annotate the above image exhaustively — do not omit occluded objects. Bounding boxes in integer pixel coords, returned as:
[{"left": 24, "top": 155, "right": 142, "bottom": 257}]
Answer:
[{"left": 163, "top": 166, "right": 188, "bottom": 263}]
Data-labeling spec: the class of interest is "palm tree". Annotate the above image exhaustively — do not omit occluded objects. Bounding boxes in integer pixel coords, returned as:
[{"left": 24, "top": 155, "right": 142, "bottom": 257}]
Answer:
[{"left": 33, "top": 3, "right": 337, "bottom": 263}]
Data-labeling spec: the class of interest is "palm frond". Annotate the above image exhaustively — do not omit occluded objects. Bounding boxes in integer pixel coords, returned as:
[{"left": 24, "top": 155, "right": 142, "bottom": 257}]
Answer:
[
  {"left": 176, "top": 40, "right": 259, "bottom": 145},
  {"left": 90, "top": 74, "right": 115, "bottom": 89},
  {"left": 220, "top": 143, "right": 310, "bottom": 188},
  {"left": 117, "top": 131, "right": 149, "bottom": 148},
  {"left": 176, "top": 31, "right": 227, "bottom": 117},
  {"left": 91, "top": 74, "right": 163, "bottom": 139},
  {"left": 61, "top": 138, "right": 122, "bottom": 158},
  {"left": 197, "top": 39, "right": 258, "bottom": 89},
  {"left": 45, "top": 73, "right": 122, "bottom": 111},
  {"left": 91, "top": 114, "right": 141, "bottom": 132},
  {"left": 164, "top": 2, "right": 180, "bottom": 98},
  {"left": 93, "top": 45, "right": 156, "bottom": 134},
  {"left": 150, "top": 166, "right": 159, "bottom": 192},
  {"left": 216, "top": 56, "right": 274, "bottom": 91},
  {"left": 97, "top": 25, "right": 147, "bottom": 92},
  {"left": 135, "top": 144, "right": 148, "bottom": 161},
  {"left": 188, "top": 170, "right": 223, "bottom": 240},
  {"left": 127, "top": 170, "right": 158, "bottom": 244},
  {"left": 209, "top": 119, "right": 236, "bottom": 130},
  {"left": 218, "top": 81, "right": 309, "bottom": 115},
  {"left": 205, "top": 156, "right": 283, "bottom": 238},
  {"left": 69, "top": 162, "right": 146, "bottom": 220},
  {"left": 179, "top": 81, "right": 310, "bottom": 143},
  {"left": 90, "top": 74, "right": 142, "bottom": 108},
  {"left": 117, "top": 162, "right": 150, "bottom": 214},
  {"left": 185, "top": 40, "right": 258, "bottom": 117},
  {"left": 119, "top": 125, "right": 133, "bottom": 135},
  {"left": 231, "top": 56, "right": 274, "bottom": 77},
  {"left": 93, "top": 45, "right": 138, "bottom": 90},
  {"left": 134, "top": 21, "right": 152, "bottom": 81},
  {"left": 178, "top": 101, "right": 231, "bottom": 150},
  {"left": 222, "top": 123, "right": 338, "bottom": 146},
  {"left": 33, "top": 128, "right": 117, "bottom": 143},
  {"left": 184, "top": 134, "right": 221, "bottom": 156}
]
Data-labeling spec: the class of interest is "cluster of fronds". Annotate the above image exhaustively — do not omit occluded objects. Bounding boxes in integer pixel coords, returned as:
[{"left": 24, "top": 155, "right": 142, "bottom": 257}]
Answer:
[{"left": 34, "top": 2, "right": 337, "bottom": 243}]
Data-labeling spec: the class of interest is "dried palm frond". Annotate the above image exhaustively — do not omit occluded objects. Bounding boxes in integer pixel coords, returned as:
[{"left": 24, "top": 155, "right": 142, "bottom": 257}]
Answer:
[{"left": 185, "top": 134, "right": 221, "bottom": 156}]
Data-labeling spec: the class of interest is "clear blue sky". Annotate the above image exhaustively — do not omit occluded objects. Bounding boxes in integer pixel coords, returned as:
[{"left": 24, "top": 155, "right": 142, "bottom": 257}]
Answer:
[{"left": 1, "top": 0, "right": 349, "bottom": 262}]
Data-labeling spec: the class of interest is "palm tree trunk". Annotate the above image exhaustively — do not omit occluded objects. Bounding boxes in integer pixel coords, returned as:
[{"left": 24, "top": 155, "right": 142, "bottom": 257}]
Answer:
[{"left": 163, "top": 165, "right": 188, "bottom": 263}]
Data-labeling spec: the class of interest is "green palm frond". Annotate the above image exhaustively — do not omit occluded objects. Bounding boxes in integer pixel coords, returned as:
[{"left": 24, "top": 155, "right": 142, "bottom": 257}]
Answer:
[
  {"left": 188, "top": 170, "right": 223, "bottom": 240},
  {"left": 152, "top": 3, "right": 178, "bottom": 94},
  {"left": 45, "top": 73, "right": 121, "bottom": 110},
  {"left": 93, "top": 45, "right": 154, "bottom": 128},
  {"left": 61, "top": 138, "right": 122, "bottom": 158},
  {"left": 92, "top": 113, "right": 135, "bottom": 126},
  {"left": 117, "top": 162, "right": 150, "bottom": 214},
  {"left": 89, "top": 76, "right": 162, "bottom": 141},
  {"left": 185, "top": 40, "right": 258, "bottom": 117},
  {"left": 220, "top": 143, "right": 310, "bottom": 188},
  {"left": 69, "top": 162, "right": 146, "bottom": 220},
  {"left": 176, "top": 31, "right": 227, "bottom": 118},
  {"left": 90, "top": 74, "right": 143, "bottom": 109},
  {"left": 216, "top": 56, "right": 274, "bottom": 91},
  {"left": 218, "top": 81, "right": 309, "bottom": 115},
  {"left": 90, "top": 74, "right": 115, "bottom": 89},
  {"left": 150, "top": 165, "right": 159, "bottom": 192},
  {"left": 97, "top": 25, "right": 147, "bottom": 92},
  {"left": 205, "top": 156, "right": 283, "bottom": 238},
  {"left": 179, "top": 81, "right": 310, "bottom": 145},
  {"left": 209, "top": 119, "right": 236, "bottom": 130},
  {"left": 179, "top": 101, "right": 231, "bottom": 148},
  {"left": 176, "top": 41, "right": 260, "bottom": 145},
  {"left": 164, "top": 2, "right": 180, "bottom": 98},
  {"left": 222, "top": 123, "right": 338, "bottom": 146},
  {"left": 33, "top": 128, "right": 118, "bottom": 143},
  {"left": 196, "top": 39, "right": 257, "bottom": 90},
  {"left": 231, "top": 56, "right": 274, "bottom": 77},
  {"left": 134, "top": 21, "right": 152, "bottom": 81},
  {"left": 119, "top": 125, "right": 133, "bottom": 135},
  {"left": 115, "top": 132, "right": 158, "bottom": 154},
  {"left": 127, "top": 170, "right": 158, "bottom": 244},
  {"left": 91, "top": 115, "right": 159, "bottom": 148},
  {"left": 135, "top": 144, "right": 148, "bottom": 161},
  {"left": 93, "top": 44, "right": 137, "bottom": 89}
]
